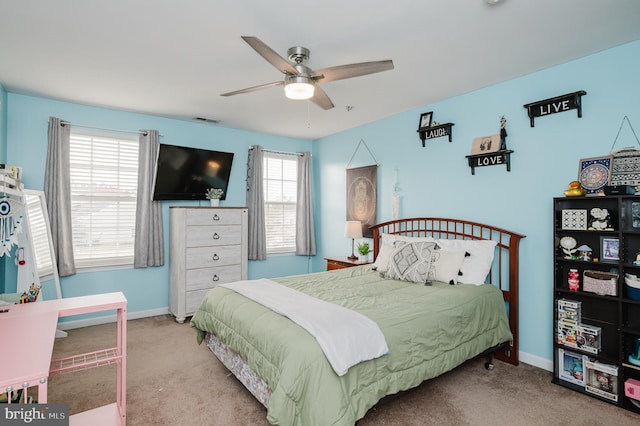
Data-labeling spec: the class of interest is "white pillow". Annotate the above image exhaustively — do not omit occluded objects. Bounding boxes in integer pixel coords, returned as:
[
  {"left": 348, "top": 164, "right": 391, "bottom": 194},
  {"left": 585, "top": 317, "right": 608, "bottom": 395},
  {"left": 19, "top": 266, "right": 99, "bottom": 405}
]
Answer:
[
  {"left": 383, "top": 241, "right": 437, "bottom": 284},
  {"left": 436, "top": 239, "right": 497, "bottom": 285},
  {"left": 429, "top": 249, "right": 467, "bottom": 285},
  {"left": 373, "top": 233, "right": 435, "bottom": 272}
]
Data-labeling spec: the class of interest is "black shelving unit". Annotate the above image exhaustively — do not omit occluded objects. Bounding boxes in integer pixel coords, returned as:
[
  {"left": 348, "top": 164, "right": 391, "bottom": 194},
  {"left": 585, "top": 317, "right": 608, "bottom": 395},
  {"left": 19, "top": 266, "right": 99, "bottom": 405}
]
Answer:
[{"left": 553, "top": 195, "right": 640, "bottom": 413}]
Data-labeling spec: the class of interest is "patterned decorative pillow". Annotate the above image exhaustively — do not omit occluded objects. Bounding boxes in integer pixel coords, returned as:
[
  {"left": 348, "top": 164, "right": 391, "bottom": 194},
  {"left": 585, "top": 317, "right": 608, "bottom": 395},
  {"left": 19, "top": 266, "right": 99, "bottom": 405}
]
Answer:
[
  {"left": 435, "top": 239, "right": 497, "bottom": 285},
  {"left": 384, "top": 241, "right": 437, "bottom": 284},
  {"left": 428, "top": 248, "right": 467, "bottom": 285},
  {"left": 373, "top": 233, "right": 436, "bottom": 272}
]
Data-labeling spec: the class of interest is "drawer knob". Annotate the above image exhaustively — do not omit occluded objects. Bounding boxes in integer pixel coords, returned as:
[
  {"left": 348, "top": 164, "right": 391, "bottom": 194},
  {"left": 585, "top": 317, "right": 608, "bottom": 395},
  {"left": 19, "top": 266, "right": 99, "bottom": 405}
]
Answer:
[
  {"left": 212, "top": 233, "right": 220, "bottom": 240},
  {"left": 212, "top": 214, "right": 220, "bottom": 221},
  {"left": 212, "top": 254, "right": 220, "bottom": 261},
  {"left": 212, "top": 274, "right": 219, "bottom": 282}
]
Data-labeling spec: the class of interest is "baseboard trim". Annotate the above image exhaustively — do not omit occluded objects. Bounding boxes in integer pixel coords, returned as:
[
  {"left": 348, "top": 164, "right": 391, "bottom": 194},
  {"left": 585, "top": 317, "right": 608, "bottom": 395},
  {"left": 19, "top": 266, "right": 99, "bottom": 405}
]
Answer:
[
  {"left": 519, "top": 350, "right": 553, "bottom": 371},
  {"left": 57, "top": 307, "right": 170, "bottom": 330},
  {"left": 56, "top": 307, "right": 556, "bottom": 372}
]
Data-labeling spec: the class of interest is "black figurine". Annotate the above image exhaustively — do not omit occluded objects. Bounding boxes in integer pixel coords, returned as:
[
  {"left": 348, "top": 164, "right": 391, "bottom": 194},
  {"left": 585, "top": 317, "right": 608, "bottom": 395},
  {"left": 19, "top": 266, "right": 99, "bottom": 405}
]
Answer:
[{"left": 499, "top": 116, "right": 507, "bottom": 150}]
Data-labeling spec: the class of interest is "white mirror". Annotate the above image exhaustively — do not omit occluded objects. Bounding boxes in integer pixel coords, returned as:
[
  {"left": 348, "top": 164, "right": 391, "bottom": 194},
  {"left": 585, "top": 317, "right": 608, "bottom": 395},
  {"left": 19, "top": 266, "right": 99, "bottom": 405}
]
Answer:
[{"left": 17, "top": 189, "right": 62, "bottom": 302}]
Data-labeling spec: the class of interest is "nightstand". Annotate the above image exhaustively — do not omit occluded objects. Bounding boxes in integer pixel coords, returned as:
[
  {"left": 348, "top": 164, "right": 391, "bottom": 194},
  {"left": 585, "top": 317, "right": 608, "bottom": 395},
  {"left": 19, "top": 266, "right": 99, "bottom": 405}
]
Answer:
[{"left": 324, "top": 256, "right": 372, "bottom": 271}]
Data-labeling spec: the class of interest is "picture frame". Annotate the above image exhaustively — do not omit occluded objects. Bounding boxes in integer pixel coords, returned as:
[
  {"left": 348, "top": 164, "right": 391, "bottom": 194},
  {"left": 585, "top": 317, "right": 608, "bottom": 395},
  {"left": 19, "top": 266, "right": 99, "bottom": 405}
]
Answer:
[
  {"left": 578, "top": 155, "right": 612, "bottom": 196},
  {"left": 632, "top": 202, "right": 640, "bottom": 228},
  {"left": 600, "top": 236, "right": 619, "bottom": 262},
  {"left": 418, "top": 111, "right": 433, "bottom": 129},
  {"left": 471, "top": 134, "right": 501, "bottom": 155}
]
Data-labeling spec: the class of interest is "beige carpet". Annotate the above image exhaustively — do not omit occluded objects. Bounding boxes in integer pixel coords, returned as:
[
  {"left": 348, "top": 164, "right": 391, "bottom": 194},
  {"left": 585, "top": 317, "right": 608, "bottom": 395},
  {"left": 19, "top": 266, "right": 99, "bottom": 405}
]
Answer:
[{"left": 47, "top": 315, "right": 640, "bottom": 425}]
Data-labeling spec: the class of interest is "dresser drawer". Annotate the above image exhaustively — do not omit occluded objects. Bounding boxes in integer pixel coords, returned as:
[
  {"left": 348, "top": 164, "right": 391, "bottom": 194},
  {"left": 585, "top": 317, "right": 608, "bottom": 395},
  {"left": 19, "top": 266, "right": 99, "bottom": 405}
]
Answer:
[
  {"left": 186, "top": 245, "right": 241, "bottom": 269},
  {"left": 185, "top": 265, "right": 242, "bottom": 291},
  {"left": 186, "top": 289, "right": 211, "bottom": 314},
  {"left": 186, "top": 208, "right": 243, "bottom": 226},
  {"left": 185, "top": 224, "right": 242, "bottom": 248}
]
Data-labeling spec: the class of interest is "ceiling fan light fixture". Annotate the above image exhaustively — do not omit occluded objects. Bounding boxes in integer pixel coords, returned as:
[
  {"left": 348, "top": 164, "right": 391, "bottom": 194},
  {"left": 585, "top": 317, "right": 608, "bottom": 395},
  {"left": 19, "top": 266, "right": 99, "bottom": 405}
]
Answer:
[{"left": 284, "top": 75, "right": 315, "bottom": 100}]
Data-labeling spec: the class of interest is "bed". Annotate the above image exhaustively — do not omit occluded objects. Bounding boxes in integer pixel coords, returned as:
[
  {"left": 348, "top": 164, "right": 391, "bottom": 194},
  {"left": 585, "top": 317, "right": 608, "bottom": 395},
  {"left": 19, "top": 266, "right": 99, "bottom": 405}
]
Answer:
[{"left": 190, "top": 217, "right": 525, "bottom": 425}]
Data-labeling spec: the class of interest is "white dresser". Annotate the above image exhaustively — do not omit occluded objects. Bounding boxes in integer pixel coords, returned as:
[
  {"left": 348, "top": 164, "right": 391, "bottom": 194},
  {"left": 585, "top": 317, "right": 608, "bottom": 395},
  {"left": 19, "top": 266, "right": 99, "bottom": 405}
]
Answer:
[{"left": 169, "top": 206, "right": 248, "bottom": 323}]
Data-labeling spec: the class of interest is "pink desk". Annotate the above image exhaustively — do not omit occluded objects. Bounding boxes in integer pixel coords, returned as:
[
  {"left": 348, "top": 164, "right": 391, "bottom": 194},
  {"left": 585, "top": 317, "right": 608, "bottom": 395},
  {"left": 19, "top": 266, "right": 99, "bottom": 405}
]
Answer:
[
  {"left": 0, "top": 292, "right": 127, "bottom": 425},
  {"left": 0, "top": 309, "right": 59, "bottom": 403}
]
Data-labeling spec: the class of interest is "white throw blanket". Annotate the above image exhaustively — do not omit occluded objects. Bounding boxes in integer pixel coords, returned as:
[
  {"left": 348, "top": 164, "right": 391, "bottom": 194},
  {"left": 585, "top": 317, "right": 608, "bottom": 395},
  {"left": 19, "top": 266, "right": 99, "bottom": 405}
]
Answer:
[{"left": 220, "top": 278, "right": 389, "bottom": 376}]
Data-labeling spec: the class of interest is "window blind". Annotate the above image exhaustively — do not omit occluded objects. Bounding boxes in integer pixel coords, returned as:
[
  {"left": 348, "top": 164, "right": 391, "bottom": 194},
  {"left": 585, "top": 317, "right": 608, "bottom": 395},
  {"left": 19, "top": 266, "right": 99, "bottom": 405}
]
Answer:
[
  {"left": 69, "top": 133, "right": 139, "bottom": 269},
  {"left": 263, "top": 152, "right": 297, "bottom": 253}
]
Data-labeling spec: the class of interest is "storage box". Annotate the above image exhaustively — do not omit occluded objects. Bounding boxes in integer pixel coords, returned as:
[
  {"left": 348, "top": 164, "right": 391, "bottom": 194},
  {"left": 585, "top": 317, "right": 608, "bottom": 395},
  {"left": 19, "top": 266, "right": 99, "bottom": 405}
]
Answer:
[
  {"left": 557, "top": 320, "right": 579, "bottom": 348},
  {"left": 577, "top": 324, "right": 601, "bottom": 354},
  {"left": 624, "top": 378, "right": 640, "bottom": 403},
  {"left": 604, "top": 185, "right": 636, "bottom": 195},
  {"left": 562, "top": 209, "right": 588, "bottom": 230},
  {"left": 585, "top": 360, "right": 618, "bottom": 401},
  {"left": 557, "top": 299, "right": 581, "bottom": 324},
  {"left": 625, "top": 276, "right": 640, "bottom": 301},
  {"left": 583, "top": 270, "right": 618, "bottom": 296},
  {"left": 558, "top": 348, "right": 587, "bottom": 386}
]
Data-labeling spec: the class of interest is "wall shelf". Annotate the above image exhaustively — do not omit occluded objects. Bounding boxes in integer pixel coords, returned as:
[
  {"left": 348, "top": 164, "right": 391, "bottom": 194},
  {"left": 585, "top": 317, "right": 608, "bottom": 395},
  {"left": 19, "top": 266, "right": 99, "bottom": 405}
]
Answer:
[
  {"left": 417, "top": 123, "right": 455, "bottom": 147},
  {"left": 465, "top": 150, "right": 513, "bottom": 175}
]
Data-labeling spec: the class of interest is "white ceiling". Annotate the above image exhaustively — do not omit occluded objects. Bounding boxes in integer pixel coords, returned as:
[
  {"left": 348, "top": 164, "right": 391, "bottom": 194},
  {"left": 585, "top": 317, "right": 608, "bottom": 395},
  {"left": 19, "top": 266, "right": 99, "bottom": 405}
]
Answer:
[{"left": 1, "top": 0, "right": 639, "bottom": 140}]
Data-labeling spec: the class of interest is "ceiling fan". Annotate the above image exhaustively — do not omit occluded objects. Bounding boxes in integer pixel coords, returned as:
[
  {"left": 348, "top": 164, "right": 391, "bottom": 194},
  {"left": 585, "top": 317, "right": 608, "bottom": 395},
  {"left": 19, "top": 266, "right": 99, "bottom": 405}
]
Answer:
[{"left": 221, "top": 36, "right": 394, "bottom": 110}]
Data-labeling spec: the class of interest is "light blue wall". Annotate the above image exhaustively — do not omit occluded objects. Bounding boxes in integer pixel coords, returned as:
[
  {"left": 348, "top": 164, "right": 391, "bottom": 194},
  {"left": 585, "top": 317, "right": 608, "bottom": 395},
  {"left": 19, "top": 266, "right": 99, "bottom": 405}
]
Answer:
[
  {"left": 313, "top": 40, "right": 640, "bottom": 364},
  {"left": 3, "top": 94, "right": 313, "bottom": 313}
]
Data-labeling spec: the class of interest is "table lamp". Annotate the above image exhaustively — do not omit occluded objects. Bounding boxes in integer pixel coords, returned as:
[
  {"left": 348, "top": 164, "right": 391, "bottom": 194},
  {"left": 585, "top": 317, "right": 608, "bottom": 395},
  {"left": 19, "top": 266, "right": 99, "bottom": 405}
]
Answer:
[{"left": 344, "top": 220, "right": 363, "bottom": 260}]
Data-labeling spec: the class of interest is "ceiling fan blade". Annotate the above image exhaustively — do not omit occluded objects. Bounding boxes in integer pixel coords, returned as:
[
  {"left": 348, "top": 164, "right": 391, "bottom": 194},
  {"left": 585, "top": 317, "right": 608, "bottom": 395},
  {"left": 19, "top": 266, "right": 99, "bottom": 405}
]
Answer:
[
  {"left": 312, "top": 60, "right": 394, "bottom": 83},
  {"left": 241, "top": 36, "right": 299, "bottom": 75},
  {"left": 310, "top": 83, "right": 334, "bottom": 110},
  {"left": 221, "top": 81, "right": 283, "bottom": 97}
]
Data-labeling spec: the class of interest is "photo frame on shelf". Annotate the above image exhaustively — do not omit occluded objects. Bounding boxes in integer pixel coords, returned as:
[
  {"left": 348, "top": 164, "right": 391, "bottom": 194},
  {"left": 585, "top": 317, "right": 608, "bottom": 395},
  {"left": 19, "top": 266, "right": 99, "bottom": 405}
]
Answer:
[
  {"left": 418, "top": 111, "right": 433, "bottom": 129},
  {"left": 471, "top": 134, "right": 501, "bottom": 155},
  {"left": 600, "top": 236, "right": 620, "bottom": 262},
  {"left": 578, "top": 155, "right": 612, "bottom": 196},
  {"left": 632, "top": 202, "right": 640, "bottom": 229}
]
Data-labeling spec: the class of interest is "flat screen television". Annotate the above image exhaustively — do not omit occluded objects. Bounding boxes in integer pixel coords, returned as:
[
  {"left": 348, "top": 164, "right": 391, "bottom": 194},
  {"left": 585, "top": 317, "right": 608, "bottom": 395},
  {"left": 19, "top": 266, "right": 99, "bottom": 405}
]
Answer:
[{"left": 153, "top": 143, "right": 234, "bottom": 200}]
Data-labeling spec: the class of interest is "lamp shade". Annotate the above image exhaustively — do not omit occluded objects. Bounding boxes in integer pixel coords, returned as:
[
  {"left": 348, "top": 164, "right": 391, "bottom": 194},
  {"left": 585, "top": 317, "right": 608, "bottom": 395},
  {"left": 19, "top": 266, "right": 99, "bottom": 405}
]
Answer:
[{"left": 344, "top": 221, "right": 363, "bottom": 239}]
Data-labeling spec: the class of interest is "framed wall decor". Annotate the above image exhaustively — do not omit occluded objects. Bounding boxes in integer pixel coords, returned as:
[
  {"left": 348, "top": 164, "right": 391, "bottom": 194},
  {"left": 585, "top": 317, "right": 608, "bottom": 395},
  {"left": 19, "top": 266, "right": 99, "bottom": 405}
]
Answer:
[
  {"left": 346, "top": 165, "right": 377, "bottom": 238},
  {"left": 578, "top": 155, "right": 612, "bottom": 196},
  {"left": 600, "top": 236, "right": 620, "bottom": 262},
  {"left": 418, "top": 111, "right": 433, "bottom": 129}
]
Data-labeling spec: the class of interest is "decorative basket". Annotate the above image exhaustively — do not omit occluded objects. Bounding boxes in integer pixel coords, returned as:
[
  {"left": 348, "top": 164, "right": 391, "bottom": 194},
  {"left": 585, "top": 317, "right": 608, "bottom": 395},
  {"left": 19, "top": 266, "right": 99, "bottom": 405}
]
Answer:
[{"left": 583, "top": 270, "right": 618, "bottom": 296}]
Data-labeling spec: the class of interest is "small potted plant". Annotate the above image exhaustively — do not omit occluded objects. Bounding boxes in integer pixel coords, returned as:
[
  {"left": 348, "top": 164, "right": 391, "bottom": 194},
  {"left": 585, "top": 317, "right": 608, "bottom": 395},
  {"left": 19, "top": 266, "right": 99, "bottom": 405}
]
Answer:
[
  {"left": 357, "top": 241, "right": 372, "bottom": 262},
  {"left": 205, "top": 188, "right": 224, "bottom": 206}
]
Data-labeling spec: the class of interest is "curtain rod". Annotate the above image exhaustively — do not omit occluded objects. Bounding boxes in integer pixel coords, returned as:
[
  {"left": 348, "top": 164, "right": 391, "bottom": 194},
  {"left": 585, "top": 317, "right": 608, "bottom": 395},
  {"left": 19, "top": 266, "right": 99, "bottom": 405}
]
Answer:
[
  {"left": 59, "top": 120, "right": 164, "bottom": 137},
  {"left": 249, "top": 146, "right": 304, "bottom": 156}
]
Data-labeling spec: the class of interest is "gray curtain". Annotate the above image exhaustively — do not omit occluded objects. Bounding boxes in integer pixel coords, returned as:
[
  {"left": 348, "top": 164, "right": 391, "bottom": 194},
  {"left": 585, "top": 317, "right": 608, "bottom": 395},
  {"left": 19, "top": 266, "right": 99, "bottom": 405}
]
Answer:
[
  {"left": 295, "top": 152, "right": 316, "bottom": 256},
  {"left": 134, "top": 130, "right": 164, "bottom": 268},
  {"left": 246, "top": 145, "right": 266, "bottom": 260},
  {"left": 44, "top": 117, "right": 76, "bottom": 277}
]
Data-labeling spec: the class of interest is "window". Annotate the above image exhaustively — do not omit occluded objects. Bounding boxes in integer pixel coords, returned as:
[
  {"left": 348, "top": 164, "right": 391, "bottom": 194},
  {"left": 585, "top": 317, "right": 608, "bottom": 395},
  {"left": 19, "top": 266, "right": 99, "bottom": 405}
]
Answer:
[
  {"left": 69, "top": 132, "right": 139, "bottom": 269},
  {"left": 263, "top": 152, "right": 297, "bottom": 254}
]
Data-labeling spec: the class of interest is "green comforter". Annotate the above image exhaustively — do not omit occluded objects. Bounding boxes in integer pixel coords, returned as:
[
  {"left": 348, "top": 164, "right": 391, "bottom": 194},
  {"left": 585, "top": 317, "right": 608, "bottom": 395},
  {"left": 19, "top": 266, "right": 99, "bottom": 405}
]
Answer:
[{"left": 191, "top": 266, "right": 512, "bottom": 426}]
